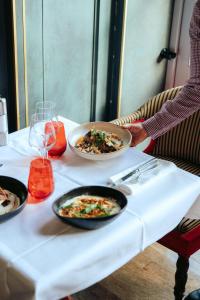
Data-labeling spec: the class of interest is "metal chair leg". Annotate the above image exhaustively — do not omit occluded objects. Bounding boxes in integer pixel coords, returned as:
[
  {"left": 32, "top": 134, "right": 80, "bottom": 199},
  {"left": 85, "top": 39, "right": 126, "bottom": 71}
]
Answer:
[{"left": 174, "top": 255, "right": 189, "bottom": 300}]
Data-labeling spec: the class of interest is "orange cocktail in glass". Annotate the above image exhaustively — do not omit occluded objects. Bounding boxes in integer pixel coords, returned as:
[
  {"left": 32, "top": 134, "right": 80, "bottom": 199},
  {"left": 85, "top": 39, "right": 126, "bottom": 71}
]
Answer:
[
  {"left": 47, "top": 121, "right": 67, "bottom": 159},
  {"left": 35, "top": 101, "right": 67, "bottom": 159},
  {"left": 28, "top": 157, "right": 54, "bottom": 203}
]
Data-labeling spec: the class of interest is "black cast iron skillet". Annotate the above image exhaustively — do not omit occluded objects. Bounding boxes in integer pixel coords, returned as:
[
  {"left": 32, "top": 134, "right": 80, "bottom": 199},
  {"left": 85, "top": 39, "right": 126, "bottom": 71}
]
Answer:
[
  {"left": 0, "top": 176, "right": 28, "bottom": 223},
  {"left": 52, "top": 186, "right": 127, "bottom": 230}
]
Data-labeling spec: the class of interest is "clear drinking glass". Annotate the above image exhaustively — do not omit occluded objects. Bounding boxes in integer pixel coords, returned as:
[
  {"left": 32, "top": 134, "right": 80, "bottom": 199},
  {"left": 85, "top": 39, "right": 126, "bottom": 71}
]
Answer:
[
  {"left": 35, "top": 101, "right": 55, "bottom": 116},
  {"left": 28, "top": 112, "right": 56, "bottom": 203},
  {"left": 29, "top": 112, "right": 56, "bottom": 158},
  {"left": 35, "top": 101, "right": 67, "bottom": 159}
]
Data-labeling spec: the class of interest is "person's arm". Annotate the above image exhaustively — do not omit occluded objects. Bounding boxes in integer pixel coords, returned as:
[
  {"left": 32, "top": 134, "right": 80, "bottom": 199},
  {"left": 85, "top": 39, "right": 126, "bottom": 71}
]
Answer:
[
  {"left": 123, "top": 122, "right": 148, "bottom": 147},
  {"left": 142, "top": 0, "right": 200, "bottom": 140}
]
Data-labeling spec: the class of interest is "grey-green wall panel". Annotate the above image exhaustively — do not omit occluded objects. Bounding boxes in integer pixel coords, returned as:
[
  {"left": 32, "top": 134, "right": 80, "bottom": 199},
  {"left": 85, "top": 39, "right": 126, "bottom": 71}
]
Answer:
[
  {"left": 120, "top": 0, "right": 174, "bottom": 117},
  {"left": 26, "top": 0, "right": 43, "bottom": 120},
  {"left": 43, "top": 0, "right": 94, "bottom": 123},
  {"left": 15, "top": 0, "right": 26, "bottom": 128},
  {"left": 15, "top": 0, "right": 111, "bottom": 127}
]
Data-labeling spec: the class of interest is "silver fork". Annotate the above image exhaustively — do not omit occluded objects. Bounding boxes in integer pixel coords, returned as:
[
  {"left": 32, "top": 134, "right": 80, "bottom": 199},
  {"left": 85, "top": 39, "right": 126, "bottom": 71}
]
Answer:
[
  {"left": 120, "top": 158, "right": 158, "bottom": 182},
  {"left": 109, "top": 158, "right": 159, "bottom": 187},
  {"left": 126, "top": 162, "right": 159, "bottom": 184}
]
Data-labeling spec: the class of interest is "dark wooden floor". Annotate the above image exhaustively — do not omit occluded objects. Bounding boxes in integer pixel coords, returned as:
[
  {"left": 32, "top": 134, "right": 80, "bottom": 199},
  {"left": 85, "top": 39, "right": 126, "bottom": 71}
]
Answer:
[{"left": 73, "top": 243, "right": 200, "bottom": 300}]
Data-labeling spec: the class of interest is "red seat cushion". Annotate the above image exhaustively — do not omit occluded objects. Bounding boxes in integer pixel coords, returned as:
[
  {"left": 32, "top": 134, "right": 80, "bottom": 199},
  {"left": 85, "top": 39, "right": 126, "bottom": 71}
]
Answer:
[{"left": 158, "top": 224, "right": 200, "bottom": 258}]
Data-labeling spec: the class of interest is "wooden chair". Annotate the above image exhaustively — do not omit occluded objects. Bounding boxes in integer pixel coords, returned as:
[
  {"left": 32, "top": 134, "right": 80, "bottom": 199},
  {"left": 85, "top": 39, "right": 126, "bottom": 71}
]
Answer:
[{"left": 112, "top": 87, "right": 200, "bottom": 300}]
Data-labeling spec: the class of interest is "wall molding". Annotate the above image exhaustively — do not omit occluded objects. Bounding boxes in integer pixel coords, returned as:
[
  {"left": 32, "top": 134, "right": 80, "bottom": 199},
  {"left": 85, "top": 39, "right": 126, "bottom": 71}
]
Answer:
[
  {"left": 12, "top": 0, "right": 20, "bottom": 129},
  {"left": 22, "top": 0, "right": 29, "bottom": 126}
]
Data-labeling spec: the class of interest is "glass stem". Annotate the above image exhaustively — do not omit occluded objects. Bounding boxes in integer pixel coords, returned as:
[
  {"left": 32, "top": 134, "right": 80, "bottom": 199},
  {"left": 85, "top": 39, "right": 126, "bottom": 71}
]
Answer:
[{"left": 42, "top": 149, "right": 48, "bottom": 162}]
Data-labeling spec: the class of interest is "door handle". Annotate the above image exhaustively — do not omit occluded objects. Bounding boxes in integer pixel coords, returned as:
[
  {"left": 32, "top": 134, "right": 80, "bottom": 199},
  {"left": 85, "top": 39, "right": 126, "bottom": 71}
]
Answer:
[{"left": 157, "top": 48, "right": 176, "bottom": 63}]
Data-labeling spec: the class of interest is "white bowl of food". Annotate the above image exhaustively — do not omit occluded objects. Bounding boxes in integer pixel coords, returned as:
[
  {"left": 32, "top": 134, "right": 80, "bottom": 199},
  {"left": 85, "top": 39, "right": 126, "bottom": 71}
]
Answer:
[{"left": 68, "top": 122, "right": 132, "bottom": 161}]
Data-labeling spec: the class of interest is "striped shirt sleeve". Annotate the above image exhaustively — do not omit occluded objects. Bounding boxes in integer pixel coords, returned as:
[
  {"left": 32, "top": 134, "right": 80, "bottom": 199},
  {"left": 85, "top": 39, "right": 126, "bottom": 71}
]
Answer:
[{"left": 143, "top": 0, "right": 200, "bottom": 140}]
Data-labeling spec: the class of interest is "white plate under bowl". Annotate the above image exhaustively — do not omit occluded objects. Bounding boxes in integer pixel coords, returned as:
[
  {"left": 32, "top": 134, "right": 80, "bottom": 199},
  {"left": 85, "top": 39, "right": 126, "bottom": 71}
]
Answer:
[{"left": 68, "top": 122, "right": 132, "bottom": 161}]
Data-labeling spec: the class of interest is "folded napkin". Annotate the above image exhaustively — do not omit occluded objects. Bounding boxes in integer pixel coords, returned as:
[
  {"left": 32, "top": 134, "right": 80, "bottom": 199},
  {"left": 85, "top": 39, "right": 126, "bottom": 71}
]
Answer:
[{"left": 108, "top": 159, "right": 177, "bottom": 195}]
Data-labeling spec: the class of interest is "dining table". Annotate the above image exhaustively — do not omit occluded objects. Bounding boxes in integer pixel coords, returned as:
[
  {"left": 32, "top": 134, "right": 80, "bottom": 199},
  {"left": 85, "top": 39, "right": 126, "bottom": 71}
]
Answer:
[{"left": 0, "top": 117, "right": 199, "bottom": 300}]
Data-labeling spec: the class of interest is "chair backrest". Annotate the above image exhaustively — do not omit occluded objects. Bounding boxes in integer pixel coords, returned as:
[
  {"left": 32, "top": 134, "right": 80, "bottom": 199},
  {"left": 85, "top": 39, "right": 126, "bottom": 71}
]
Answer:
[{"left": 136, "top": 87, "right": 200, "bottom": 164}]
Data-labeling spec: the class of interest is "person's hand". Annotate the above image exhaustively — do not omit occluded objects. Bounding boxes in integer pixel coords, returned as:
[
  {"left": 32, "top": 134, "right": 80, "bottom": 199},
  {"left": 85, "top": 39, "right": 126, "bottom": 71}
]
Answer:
[{"left": 122, "top": 123, "right": 148, "bottom": 147}]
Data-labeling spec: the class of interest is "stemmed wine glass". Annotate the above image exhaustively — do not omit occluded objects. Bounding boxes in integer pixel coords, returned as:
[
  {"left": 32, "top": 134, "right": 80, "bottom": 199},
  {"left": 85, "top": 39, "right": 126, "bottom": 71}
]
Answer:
[
  {"left": 29, "top": 112, "right": 56, "bottom": 158},
  {"left": 27, "top": 112, "right": 56, "bottom": 203}
]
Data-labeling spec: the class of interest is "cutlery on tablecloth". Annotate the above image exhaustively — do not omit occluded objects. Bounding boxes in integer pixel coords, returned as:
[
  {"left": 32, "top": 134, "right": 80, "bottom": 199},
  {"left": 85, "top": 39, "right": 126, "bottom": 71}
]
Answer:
[{"left": 108, "top": 158, "right": 159, "bottom": 187}]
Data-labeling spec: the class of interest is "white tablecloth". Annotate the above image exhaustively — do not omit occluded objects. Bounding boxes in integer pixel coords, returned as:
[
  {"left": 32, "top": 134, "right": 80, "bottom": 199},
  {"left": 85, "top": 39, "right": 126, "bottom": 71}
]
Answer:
[{"left": 0, "top": 117, "right": 199, "bottom": 300}]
